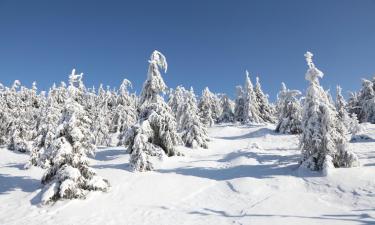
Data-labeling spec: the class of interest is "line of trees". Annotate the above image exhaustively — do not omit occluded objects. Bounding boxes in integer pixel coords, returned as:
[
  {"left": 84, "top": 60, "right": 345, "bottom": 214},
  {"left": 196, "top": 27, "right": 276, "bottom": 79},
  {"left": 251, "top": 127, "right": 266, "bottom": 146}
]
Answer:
[{"left": 0, "top": 50, "right": 368, "bottom": 204}]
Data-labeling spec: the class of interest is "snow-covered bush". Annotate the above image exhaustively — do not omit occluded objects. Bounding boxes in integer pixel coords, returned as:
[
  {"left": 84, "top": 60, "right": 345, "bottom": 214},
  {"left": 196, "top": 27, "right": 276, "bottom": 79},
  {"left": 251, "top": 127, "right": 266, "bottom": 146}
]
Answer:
[
  {"left": 300, "top": 52, "right": 359, "bottom": 173},
  {"left": 124, "top": 50, "right": 181, "bottom": 172},
  {"left": 275, "top": 83, "right": 302, "bottom": 134}
]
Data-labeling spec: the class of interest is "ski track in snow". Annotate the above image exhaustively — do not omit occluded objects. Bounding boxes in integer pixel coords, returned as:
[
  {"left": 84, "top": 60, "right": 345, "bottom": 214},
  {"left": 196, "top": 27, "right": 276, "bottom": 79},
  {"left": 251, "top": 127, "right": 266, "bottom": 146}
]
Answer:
[{"left": 0, "top": 124, "right": 375, "bottom": 225}]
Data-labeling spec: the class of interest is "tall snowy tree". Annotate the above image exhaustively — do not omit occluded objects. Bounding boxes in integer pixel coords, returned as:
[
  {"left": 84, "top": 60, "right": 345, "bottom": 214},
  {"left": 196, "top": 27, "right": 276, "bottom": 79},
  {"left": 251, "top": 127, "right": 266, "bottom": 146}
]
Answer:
[
  {"left": 40, "top": 98, "right": 109, "bottom": 204},
  {"left": 300, "top": 52, "right": 358, "bottom": 174},
  {"left": 124, "top": 50, "right": 181, "bottom": 172},
  {"left": 275, "top": 83, "right": 302, "bottom": 134}
]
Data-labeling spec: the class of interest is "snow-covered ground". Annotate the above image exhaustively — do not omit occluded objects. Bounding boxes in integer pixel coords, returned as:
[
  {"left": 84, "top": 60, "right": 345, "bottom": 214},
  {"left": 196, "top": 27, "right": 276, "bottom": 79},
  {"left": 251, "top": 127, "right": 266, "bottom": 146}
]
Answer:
[{"left": 0, "top": 124, "right": 374, "bottom": 225}]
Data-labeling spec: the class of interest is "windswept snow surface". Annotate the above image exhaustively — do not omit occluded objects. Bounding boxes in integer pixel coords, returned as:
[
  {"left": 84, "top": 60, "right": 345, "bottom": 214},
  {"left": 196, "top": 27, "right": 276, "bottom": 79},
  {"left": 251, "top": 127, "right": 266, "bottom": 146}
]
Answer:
[{"left": 1, "top": 124, "right": 374, "bottom": 225}]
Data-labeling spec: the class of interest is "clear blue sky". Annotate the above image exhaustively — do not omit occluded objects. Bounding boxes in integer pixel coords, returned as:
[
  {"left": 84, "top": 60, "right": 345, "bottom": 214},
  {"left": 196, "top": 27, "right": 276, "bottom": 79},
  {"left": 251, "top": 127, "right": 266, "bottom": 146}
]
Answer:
[{"left": 0, "top": 0, "right": 374, "bottom": 101}]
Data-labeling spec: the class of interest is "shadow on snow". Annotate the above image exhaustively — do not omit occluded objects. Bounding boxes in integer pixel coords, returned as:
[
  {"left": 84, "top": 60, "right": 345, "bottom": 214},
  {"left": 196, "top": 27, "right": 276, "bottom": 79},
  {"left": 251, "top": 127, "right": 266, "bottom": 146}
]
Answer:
[
  {"left": 0, "top": 173, "right": 40, "bottom": 195},
  {"left": 186, "top": 208, "right": 374, "bottom": 225},
  {"left": 214, "top": 127, "right": 283, "bottom": 140},
  {"left": 94, "top": 148, "right": 126, "bottom": 161},
  {"left": 158, "top": 150, "right": 319, "bottom": 180}
]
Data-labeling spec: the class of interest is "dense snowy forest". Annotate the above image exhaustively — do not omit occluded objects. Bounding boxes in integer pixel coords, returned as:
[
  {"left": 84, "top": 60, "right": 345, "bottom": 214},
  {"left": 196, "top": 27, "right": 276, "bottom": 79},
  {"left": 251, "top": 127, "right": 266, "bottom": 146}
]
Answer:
[{"left": 0, "top": 50, "right": 373, "bottom": 206}]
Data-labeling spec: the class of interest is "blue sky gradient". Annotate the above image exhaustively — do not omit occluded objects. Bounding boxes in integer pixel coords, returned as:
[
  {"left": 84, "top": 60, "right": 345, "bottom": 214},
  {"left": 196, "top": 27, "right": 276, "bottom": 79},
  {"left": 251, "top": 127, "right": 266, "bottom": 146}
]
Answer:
[{"left": 0, "top": 0, "right": 374, "bottom": 100}]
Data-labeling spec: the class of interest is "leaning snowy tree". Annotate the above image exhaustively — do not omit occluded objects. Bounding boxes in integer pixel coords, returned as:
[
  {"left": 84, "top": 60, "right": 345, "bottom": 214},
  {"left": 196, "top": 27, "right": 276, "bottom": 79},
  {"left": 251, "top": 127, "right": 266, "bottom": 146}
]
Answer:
[
  {"left": 300, "top": 52, "right": 359, "bottom": 174},
  {"left": 124, "top": 50, "right": 181, "bottom": 172},
  {"left": 40, "top": 72, "right": 109, "bottom": 204},
  {"left": 275, "top": 83, "right": 302, "bottom": 134}
]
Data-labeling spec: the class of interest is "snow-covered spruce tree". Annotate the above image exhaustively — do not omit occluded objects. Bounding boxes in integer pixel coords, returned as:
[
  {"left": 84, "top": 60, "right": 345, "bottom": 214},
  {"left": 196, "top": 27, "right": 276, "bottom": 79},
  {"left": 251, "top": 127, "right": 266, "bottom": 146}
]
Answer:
[
  {"left": 124, "top": 50, "right": 181, "bottom": 172},
  {"left": 8, "top": 81, "right": 39, "bottom": 152},
  {"left": 28, "top": 95, "right": 61, "bottom": 168},
  {"left": 243, "top": 70, "right": 262, "bottom": 123},
  {"left": 254, "top": 76, "right": 276, "bottom": 123},
  {"left": 275, "top": 82, "right": 288, "bottom": 118},
  {"left": 91, "top": 84, "right": 111, "bottom": 147},
  {"left": 67, "top": 69, "right": 88, "bottom": 105},
  {"left": 211, "top": 93, "right": 223, "bottom": 123},
  {"left": 347, "top": 91, "right": 361, "bottom": 118},
  {"left": 335, "top": 85, "right": 351, "bottom": 131},
  {"left": 234, "top": 85, "right": 245, "bottom": 122},
  {"left": 114, "top": 79, "right": 137, "bottom": 145},
  {"left": 171, "top": 86, "right": 209, "bottom": 148},
  {"left": 356, "top": 79, "right": 375, "bottom": 123},
  {"left": 198, "top": 87, "right": 220, "bottom": 126},
  {"left": 275, "top": 83, "right": 302, "bottom": 134},
  {"left": 0, "top": 81, "right": 20, "bottom": 146},
  {"left": 218, "top": 94, "right": 235, "bottom": 123},
  {"left": 300, "top": 52, "right": 358, "bottom": 173},
  {"left": 40, "top": 99, "right": 109, "bottom": 204},
  {"left": 168, "top": 86, "right": 188, "bottom": 129},
  {"left": 0, "top": 83, "right": 11, "bottom": 145}
]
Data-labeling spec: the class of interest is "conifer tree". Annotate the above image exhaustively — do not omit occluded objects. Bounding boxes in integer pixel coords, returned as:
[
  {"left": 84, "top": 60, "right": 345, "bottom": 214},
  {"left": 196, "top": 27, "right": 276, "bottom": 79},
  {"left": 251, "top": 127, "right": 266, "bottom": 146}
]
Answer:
[
  {"left": 114, "top": 79, "right": 137, "bottom": 145},
  {"left": 234, "top": 86, "right": 245, "bottom": 122},
  {"left": 300, "top": 52, "right": 358, "bottom": 174},
  {"left": 28, "top": 94, "right": 61, "bottom": 168},
  {"left": 169, "top": 86, "right": 209, "bottom": 148},
  {"left": 243, "top": 71, "right": 262, "bottom": 123},
  {"left": 124, "top": 50, "right": 181, "bottom": 171},
  {"left": 219, "top": 94, "right": 235, "bottom": 123},
  {"left": 198, "top": 87, "right": 215, "bottom": 127},
  {"left": 275, "top": 83, "right": 302, "bottom": 134},
  {"left": 40, "top": 89, "right": 109, "bottom": 204},
  {"left": 254, "top": 76, "right": 276, "bottom": 123}
]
